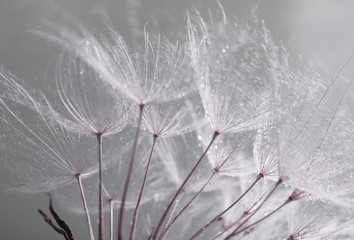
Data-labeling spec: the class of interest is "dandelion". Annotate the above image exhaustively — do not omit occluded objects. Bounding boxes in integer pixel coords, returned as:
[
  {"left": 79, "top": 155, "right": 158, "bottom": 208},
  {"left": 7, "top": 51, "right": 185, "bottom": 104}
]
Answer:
[{"left": 2, "top": 3, "right": 354, "bottom": 240}]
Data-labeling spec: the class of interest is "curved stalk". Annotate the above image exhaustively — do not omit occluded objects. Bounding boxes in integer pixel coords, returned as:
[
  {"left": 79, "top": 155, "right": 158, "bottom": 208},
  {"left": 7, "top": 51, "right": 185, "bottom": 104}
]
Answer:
[
  {"left": 118, "top": 104, "right": 144, "bottom": 240},
  {"left": 153, "top": 131, "right": 219, "bottom": 240},
  {"left": 130, "top": 135, "right": 157, "bottom": 240},
  {"left": 76, "top": 174, "right": 95, "bottom": 240}
]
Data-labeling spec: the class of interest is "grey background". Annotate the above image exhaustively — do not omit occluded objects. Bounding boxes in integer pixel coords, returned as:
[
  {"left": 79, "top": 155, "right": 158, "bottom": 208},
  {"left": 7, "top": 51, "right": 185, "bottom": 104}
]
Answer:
[{"left": 1, "top": 0, "right": 354, "bottom": 239}]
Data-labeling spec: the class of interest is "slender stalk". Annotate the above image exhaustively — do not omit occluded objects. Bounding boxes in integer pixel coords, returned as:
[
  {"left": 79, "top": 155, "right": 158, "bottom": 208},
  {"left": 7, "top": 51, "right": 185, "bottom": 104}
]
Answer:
[
  {"left": 161, "top": 193, "right": 182, "bottom": 234},
  {"left": 97, "top": 133, "right": 104, "bottom": 240},
  {"left": 230, "top": 198, "right": 291, "bottom": 237},
  {"left": 76, "top": 174, "right": 95, "bottom": 240},
  {"left": 224, "top": 179, "right": 282, "bottom": 240},
  {"left": 153, "top": 131, "right": 219, "bottom": 240},
  {"left": 189, "top": 174, "right": 261, "bottom": 240},
  {"left": 118, "top": 104, "right": 145, "bottom": 240},
  {"left": 160, "top": 171, "right": 217, "bottom": 239},
  {"left": 109, "top": 200, "right": 114, "bottom": 240},
  {"left": 130, "top": 135, "right": 158, "bottom": 240}
]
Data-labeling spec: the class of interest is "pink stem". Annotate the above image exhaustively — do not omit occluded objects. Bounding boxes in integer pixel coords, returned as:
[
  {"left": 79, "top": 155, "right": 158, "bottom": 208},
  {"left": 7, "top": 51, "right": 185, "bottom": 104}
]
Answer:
[
  {"left": 130, "top": 135, "right": 157, "bottom": 240},
  {"left": 76, "top": 174, "right": 95, "bottom": 240},
  {"left": 97, "top": 133, "right": 104, "bottom": 240},
  {"left": 118, "top": 104, "right": 144, "bottom": 240}
]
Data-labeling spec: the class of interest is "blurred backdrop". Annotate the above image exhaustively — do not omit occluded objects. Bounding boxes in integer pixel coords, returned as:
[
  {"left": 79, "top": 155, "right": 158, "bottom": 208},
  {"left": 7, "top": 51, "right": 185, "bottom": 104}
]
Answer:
[{"left": 1, "top": 0, "right": 354, "bottom": 239}]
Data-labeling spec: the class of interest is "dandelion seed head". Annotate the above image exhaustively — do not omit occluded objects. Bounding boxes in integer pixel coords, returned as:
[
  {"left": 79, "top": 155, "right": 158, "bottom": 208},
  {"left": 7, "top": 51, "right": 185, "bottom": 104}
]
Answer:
[
  {"left": 45, "top": 54, "right": 129, "bottom": 137},
  {"left": 275, "top": 61, "right": 354, "bottom": 206},
  {"left": 0, "top": 72, "right": 100, "bottom": 193},
  {"left": 287, "top": 200, "right": 350, "bottom": 240},
  {"left": 55, "top": 24, "right": 197, "bottom": 105},
  {"left": 188, "top": 8, "right": 276, "bottom": 135}
]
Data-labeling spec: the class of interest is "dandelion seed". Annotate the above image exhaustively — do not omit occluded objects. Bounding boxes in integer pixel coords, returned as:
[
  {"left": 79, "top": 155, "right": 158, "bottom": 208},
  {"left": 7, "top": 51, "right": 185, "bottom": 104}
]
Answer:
[
  {"left": 287, "top": 200, "right": 350, "bottom": 240},
  {"left": 277, "top": 75, "right": 354, "bottom": 206},
  {"left": 0, "top": 70, "right": 99, "bottom": 240},
  {"left": 0, "top": 70, "right": 99, "bottom": 192},
  {"left": 188, "top": 7, "right": 275, "bottom": 135},
  {"left": 45, "top": 24, "right": 196, "bottom": 106},
  {"left": 44, "top": 54, "right": 130, "bottom": 137}
]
